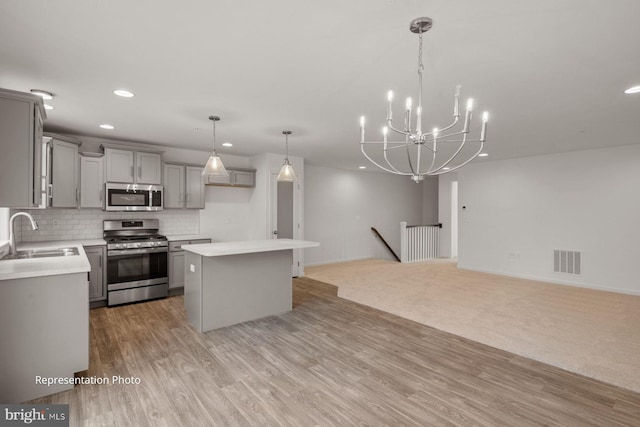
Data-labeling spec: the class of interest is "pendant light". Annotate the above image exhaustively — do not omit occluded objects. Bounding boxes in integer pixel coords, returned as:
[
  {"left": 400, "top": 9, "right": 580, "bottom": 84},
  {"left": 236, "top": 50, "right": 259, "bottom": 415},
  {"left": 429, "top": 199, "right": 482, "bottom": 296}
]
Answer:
[
  {"left": 202, "top": 115, "right": 229, "bottom": 177},
  {"left": 277, "top": 130, "right": 296, "bottom": 182}
]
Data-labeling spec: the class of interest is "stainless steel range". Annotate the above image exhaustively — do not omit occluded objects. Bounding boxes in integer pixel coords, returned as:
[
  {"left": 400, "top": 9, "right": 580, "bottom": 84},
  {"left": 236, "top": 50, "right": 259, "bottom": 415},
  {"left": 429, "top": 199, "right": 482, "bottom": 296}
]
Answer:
[{"left": 104, "top": 219, "right": 168, "bottom": 306}]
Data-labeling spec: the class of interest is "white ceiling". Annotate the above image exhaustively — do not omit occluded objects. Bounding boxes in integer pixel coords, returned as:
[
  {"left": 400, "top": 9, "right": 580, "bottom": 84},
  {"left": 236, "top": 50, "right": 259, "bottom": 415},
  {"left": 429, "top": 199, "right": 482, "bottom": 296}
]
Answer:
[{"left": 1, "top": 0, "right": 639, "bottom": 171}]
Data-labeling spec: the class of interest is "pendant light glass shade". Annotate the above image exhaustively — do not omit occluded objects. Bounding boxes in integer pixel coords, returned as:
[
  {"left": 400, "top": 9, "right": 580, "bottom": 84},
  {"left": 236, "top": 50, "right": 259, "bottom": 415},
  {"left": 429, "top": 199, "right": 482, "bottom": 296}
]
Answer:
[
  {"left": 277, "top": 161, "right": 296, "bottom": 182},
  {"left": 277, "top": 130, "right": 296, "bottom": 182},
  {"left": 202, "top": 115, "right": 229, "bottom": 177},
  {"left": 202, "top": 154, "right": 228, "bottom": 176}
]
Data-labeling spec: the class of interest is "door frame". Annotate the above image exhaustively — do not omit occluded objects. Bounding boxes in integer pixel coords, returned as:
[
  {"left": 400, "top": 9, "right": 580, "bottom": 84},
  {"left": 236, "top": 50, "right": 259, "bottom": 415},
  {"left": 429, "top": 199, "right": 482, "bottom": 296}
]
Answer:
[{"left": 269, "top": 171, "right": 301, "bottom": 277}]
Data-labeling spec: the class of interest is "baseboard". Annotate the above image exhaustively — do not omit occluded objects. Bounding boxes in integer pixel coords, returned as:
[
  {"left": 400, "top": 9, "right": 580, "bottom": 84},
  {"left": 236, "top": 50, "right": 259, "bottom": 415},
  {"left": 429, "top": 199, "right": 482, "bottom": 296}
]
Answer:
[{"left": 457, "top": 264, "right": 640, "bottom": 296}]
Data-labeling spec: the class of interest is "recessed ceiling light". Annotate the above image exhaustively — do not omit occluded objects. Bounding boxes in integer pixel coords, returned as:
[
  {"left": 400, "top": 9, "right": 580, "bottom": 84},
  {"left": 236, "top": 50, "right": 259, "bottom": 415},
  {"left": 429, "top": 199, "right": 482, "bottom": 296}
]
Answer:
[
  {"left": 222, "top": 142, "right": 233, "bottom": 147},
  {"left": 624, "top": 85, "right": 640, "bottom": 94},
  {"left": 30, "top": 89, "right": 53, "bottom": 100},
  {"left": 113, "top": 89, "right": 134, "bottom": 98},
  {"left": 359, "top": 166, "right": 366, "bottom": 169},
  {"left": 100, "top": 124, "right": 115, "bottom": 130},
  {"left": 44, "top": 104, "right": 54, "bottom": 110},
  {"left": 478, "top": 153, "right": 488, "bottom": 157}
]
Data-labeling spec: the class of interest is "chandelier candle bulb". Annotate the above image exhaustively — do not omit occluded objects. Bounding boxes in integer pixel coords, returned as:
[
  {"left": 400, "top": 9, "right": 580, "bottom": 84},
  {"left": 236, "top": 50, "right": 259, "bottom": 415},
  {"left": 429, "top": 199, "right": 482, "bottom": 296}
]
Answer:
[
  {"left": 481, "top": 112, "right": 489, "bottom": 141},
  {"left": 406, "top": 97, "right": 412, "bottom": 111},
  {"left": 454, "top": 85, "right": 461, "bottom": 117},
  {"left": 360, "top": 116, "right": 365, "bottom": 143},
  {"left": 383, "top": 126, "right": 388, "bottom": 143}
]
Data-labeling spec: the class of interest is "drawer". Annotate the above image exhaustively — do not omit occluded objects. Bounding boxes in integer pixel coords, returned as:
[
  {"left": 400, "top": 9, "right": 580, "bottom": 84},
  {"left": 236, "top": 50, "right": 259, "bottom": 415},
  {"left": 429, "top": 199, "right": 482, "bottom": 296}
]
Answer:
[
  {"left": 169, "top": 240, "right": 189, "bottom": 252},
  {"left": 169, "top": 239, "right": 211, "bottom": 252}
]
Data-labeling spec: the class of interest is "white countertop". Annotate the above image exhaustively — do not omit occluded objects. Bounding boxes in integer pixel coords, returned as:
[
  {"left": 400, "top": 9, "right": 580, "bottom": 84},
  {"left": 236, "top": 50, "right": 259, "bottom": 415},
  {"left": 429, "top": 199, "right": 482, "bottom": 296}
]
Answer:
[
  {"left": 166, "top": 235, "right": 214, "bottom": 242},
  {"left": 0, "top": 241, "right": 91, "bottom": 281},
  {"left": 181, "top": 239, "right": 319, "bottom": 257}
]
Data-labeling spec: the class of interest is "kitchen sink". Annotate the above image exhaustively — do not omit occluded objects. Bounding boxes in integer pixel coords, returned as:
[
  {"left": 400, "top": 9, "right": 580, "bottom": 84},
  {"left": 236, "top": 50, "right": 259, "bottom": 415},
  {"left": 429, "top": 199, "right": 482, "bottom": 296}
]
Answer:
[{"left": 2, "top": 247, "right": 79, "bottom": 260}]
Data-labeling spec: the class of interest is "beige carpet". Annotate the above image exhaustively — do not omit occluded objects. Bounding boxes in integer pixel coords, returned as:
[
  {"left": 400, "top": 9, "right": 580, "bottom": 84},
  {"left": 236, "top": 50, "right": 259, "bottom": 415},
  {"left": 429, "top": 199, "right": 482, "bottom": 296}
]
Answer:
[{"left": 305, "top": 258, "right": 640, "bottom": 393}]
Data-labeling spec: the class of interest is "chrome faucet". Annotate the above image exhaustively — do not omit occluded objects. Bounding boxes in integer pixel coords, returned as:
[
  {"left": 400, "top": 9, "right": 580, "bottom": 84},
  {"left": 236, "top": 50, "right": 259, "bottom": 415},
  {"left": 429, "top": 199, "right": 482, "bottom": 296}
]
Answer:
[{"left": 8, "top": 212, "right": 39, "bottom": 256}]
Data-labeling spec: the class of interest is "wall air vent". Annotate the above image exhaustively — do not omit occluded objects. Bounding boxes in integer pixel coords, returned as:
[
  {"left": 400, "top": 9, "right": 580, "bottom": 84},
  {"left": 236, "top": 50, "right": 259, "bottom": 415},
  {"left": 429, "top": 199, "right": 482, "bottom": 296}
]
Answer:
[{"left": 553, "top": 250, "right": 581, "bottom": 275}]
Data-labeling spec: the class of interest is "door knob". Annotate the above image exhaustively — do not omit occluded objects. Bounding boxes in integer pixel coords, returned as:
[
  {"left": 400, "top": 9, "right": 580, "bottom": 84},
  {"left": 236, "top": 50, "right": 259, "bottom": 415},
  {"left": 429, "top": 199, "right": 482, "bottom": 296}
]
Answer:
[{"left": 273, "top": 230, "right": 278, "bottom": 235}]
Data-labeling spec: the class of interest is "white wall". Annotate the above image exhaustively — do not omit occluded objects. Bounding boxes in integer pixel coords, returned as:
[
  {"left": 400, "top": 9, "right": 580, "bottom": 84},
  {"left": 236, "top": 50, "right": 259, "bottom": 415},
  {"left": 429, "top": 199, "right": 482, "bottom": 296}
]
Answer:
[
  {"left": 457, "top": 144, "right": 640, "bottom": 295},
  {"left": 422, "top": 177, "right": 439, "bottom": 224},
  {"left": 438, "top": 172, "right": 457, "bottom": 258},
  {"left": 0, "top": 208, "right": 9, "bottom": 240},
  {"left": 304, "top": 165, "right": 424, "bottom": 266}
]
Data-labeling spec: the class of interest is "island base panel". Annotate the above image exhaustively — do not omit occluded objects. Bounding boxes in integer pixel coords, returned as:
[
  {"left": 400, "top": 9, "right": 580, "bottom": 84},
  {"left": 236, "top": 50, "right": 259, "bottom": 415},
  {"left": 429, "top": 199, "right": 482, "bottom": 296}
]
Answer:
[{"left": 185, "top": 250, "right": 293, "bottom": 332}]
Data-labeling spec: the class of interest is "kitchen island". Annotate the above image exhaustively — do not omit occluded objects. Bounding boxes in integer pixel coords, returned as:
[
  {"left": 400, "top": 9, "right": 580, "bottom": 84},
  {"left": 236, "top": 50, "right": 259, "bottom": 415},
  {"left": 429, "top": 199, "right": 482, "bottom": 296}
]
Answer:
[{"left": 181, "top": 239, "right": 319, "bottom": 332}]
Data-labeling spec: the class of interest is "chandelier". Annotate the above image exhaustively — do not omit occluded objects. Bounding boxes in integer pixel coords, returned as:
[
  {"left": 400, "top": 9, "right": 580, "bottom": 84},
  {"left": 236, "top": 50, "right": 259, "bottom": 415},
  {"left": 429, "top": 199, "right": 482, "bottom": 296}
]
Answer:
[{"left": 359, "top": 17, "right": 489, "bottom": 183}]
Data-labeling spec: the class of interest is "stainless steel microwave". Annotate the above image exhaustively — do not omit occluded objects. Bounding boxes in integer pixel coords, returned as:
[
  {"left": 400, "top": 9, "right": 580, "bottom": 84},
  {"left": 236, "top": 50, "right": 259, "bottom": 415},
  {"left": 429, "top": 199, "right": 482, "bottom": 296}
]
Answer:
[{"left": 105, "top": 183, "right": 163, "bottom": 211}]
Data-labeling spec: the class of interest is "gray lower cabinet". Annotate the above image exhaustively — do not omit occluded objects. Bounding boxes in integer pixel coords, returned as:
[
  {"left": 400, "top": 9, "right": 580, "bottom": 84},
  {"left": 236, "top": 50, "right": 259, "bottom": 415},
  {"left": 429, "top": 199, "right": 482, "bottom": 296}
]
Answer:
[
  {"left": 169, "top": 239, "right": 211, "bottom": 290},
  {"left": 85, "top": 245, "right": 106, "bottom": 301}
]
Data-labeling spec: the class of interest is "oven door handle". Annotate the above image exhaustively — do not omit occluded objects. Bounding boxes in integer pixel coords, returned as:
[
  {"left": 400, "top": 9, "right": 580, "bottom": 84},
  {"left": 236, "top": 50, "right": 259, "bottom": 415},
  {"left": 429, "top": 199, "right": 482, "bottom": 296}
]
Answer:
[{"left": 107, "top": 247, "right": 168, "bottom": 256}]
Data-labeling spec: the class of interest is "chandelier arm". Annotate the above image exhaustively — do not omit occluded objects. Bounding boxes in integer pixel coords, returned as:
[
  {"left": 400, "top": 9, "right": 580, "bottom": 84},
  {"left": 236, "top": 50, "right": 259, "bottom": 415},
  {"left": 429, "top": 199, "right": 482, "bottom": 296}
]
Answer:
[
  {"left": 404, "top": 135, "right": 416, "bottom": 175},
  {"left": 361, "top": 144, "right": 412, "bottom": 175},
  {"left": 383, "top": 147, "right": 403, "bottom": 173},
  {"left": 428, "top": 132, "right": 468, "bottom": 173},
  {"left": 432, "top": 138, "right": 483, "bottom": 143},
  {"left": 432, "top": 116, "right": 460, "bottom": 136},
  {"left": 425, "top": 138, "right": 437, "bottom": 173},
  {"left": 415, "top": 143, "right": 421, "bottom": 176},
  {"left": 429, "top": 140, "right": 484, "bottom": 175},
  {"left": 386, "top": 118, "right": 410, "bottom": 136}
]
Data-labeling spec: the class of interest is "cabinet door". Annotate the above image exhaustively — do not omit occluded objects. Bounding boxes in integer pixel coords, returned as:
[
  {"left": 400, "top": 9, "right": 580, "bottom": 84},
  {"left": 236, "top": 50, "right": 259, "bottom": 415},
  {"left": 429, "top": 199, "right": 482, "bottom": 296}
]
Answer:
[
  {"left": 185, "top": 166, "right": 205, "bottom": 208},
  {"left": 232, "top": 170, "right": 255, "bottom": 187},
  {"left": 32, "top": 105, "right": 44, "bottom": 206},
  {"left": 105, "top": 148, "right": 134, "bottom": 183},
  {"left": 136, "top": 152, "right": 162, "bottom": 184},
  {"left": 206, "top": 174, "right": 232, "bottom": 186},
  {"left": 80, "top": 156, "right": 104, "bottom": 208},
  {"left": 86, "top": 246, "right": 105, "bottom": 300},
  {"left": 51, "top": 140, "right": 79, "bottom": 207},
  {"left": 169, "top": 251, "right": 186, "bottom": 289},
  {"left": 163, "top": 164, "right": 185, "bottom": 208},
  {"left": 0, "top": 94, "right": 40, "bottom": 207}
]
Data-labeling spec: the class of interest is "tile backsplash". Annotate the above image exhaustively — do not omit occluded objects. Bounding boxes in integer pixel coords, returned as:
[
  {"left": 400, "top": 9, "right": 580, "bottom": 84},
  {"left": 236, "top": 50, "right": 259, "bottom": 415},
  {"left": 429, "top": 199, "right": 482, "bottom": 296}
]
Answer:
[{"left": 11, "top": 209, "right": 200, "bottom": 242}]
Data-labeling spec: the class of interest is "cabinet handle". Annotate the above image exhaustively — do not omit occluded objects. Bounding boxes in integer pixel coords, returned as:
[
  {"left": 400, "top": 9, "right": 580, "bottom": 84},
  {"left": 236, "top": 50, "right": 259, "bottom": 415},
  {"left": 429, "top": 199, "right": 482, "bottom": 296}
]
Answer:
[
  {"left": 76, "top": 188, "right": 79, "bottom": 202},
  {"left": 138, "top": 166, "right": 142, "bottom": 179},
  {"left": 99, "top": 254, "right": 102, "bottom": 265},
  {"left": 47, "top": 184, "right": 53, "bottom": 200},
  {"left": 130, "top": 166, "right": 134, "bottom": 179}
]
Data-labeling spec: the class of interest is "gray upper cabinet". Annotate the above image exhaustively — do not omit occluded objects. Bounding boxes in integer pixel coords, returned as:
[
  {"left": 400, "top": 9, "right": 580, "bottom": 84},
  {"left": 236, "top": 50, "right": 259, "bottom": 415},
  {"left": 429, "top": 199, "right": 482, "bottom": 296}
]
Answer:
[
  {"left": 163, "top": 163, "right": 205, "bottom": 209},
  {"left": 163, "top": 164, "right": 185, "bottom": 208},
  {"left": 206, "top": 168, "right": 256, "bottom": 188},
  {"left": 186, "top": 166, "right": 205, "bottom": 208},
  {"left": 0, "top": 88, "right": 45, "bottom": 208},
  {"left": 49, "top": 136, "right": 80, "bottom": 208},
  {"left": 103, "top": 146, "right": 162, "bottom": 184},
  {"left": 136, "top": 152, "right": 162, "bottom": 184},
  {"left": 80, "top": 154, "right": 104, "bottom": 208},
  {"left": 104, "top": 148, "right": 134, "bottom": 183}
]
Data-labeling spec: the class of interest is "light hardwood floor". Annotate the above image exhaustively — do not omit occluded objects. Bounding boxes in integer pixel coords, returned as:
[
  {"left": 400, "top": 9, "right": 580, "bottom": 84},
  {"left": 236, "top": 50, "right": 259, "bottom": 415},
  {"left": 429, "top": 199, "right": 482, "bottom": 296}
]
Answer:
[{"left": 31, "top": 278, "right": 640, "bottom": 426}]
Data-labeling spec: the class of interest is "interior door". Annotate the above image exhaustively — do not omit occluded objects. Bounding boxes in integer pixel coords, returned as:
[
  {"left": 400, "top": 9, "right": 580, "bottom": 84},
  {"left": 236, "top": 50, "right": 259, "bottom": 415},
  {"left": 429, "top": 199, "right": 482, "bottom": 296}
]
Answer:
[{"left": 270, "top": 172, "right": 299, "bottom": 277}]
